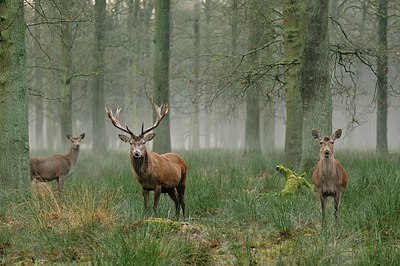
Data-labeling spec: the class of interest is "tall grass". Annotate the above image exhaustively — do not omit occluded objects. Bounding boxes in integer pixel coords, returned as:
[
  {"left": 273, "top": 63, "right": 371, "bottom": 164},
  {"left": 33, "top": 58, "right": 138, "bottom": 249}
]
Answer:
[{"left": 0, "top": 150, "right": 399, "bottom": 264}]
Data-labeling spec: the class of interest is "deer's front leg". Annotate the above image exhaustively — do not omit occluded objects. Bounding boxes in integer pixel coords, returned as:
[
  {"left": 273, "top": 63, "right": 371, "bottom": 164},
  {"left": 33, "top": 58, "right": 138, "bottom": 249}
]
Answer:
[
  {"left": 153, "top": 185, "right": 162, "bottom": 213},
  {"left": 57, "top": 176, "right": 65, "bottom": 192},
  {"left": 334, "top": 193, "right": 342, "bottom": 221},
  {"left": 320, "top": 193, "right": 327, "bottom": 225},
  {"left": 142, "top": 189, "right": 150, "bottom": 212}
]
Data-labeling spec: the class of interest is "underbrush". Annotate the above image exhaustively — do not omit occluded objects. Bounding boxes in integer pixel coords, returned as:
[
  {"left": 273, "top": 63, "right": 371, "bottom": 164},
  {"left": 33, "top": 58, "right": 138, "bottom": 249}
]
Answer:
[{"left": 1, "top": 150, "right": 399, "bottom": 264}]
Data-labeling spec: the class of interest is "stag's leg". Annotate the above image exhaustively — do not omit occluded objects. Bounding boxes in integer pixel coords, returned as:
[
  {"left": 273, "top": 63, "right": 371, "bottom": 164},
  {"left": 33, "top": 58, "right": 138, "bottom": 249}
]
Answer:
[
  {"left": 167, "top": 189, "right": 180, "bottom": 217},
  {"left": 142, "top": 189, "right": 150, "bottom": 213},
  {"left": 177, "top": 184, "right": 186, "bottom": 216},
  {"left": 153, "top": 185, "right": 162, "bottom": 214}
]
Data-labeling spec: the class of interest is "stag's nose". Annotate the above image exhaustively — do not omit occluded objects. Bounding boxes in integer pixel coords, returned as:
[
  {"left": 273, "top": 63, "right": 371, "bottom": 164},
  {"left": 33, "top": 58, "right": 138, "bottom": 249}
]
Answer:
[
  {"left": 133, "top": 150, "right": 142, "bottom": 158},
  {"left": 324, "top": 150, "right": 330, "bottom": 158}
]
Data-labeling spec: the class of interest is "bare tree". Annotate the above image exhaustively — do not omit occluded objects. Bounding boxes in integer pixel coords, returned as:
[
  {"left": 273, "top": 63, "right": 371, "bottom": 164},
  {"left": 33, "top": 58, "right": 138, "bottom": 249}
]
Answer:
[
  {"left": 92, "top": 0, "right": 106, "bottom": 153},
  {"left": 282, "top": 0, "right": 303, "bottom": 168},
  {"left": 376, "top": 0, "right": 389, "bottom": 154},
  {"left": 0, "top": 0, "right": 30, "bottom": 188},
  {"left": 298, "top": 0, "right": 332, "bottom": 173},
  {"left": 152, "top": 0, "right": 172, "bottom": 153}
]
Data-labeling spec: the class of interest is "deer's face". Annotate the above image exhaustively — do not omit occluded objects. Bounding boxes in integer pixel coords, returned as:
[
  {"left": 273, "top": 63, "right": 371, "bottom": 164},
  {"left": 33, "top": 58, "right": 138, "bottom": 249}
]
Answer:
[
  {"left": 312, "top": 129, "right": 342, "bottom": 159},
  {"left": 119, "top": 133, "right": 155, "bottom": 158},
  {"left": 67, "top": 133, "right": 85, "bottom": 150},
  {"left": 319, "top": 137, "right": 335, "bottom": 158}
]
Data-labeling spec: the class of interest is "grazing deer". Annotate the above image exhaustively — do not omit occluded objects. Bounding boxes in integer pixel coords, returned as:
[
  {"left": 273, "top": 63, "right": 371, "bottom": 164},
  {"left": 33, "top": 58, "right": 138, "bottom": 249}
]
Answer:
[
  {"left": 106, "top": 103, "right": 187, "bottom": 217},
  {"left": 29, "top": 133, "right": 85, "bottom": 191},
  {"left": 312, "top": 129, "right": 348, "bottom": 223}
]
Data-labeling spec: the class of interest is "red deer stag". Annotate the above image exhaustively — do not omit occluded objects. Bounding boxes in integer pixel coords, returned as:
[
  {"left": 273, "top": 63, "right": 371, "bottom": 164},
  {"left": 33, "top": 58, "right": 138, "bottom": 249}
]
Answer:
[
  {"left": 29, "top": 133, "right": 85, "bottom": 191},
  {"left": 312, "top": 129, "right": 348, "bottom": 223},
  {"left": 106, "top": 103, "right": 187, "bottom": 216}
]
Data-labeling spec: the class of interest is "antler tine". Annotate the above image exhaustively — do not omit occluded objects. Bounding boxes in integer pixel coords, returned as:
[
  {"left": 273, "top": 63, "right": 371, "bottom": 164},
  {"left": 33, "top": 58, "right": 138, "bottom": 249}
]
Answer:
[
  {"left": 105, "top": 106, "right": 134, "bottom": 136},
  {"left": 141, "top": 103, "right": 169, "bottom": 136}
]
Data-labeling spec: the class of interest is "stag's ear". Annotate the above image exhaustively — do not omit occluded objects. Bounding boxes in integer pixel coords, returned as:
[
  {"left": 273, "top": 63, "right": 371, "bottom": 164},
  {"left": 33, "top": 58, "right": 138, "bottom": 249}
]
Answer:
[
  {"left": 118, "top": 134, "right": 131, "bottom": 143},
  {"left": 311, "top": 129, "right": 320, "bottom": 140},
  {"left": 80, "top": 133, "right": 85, "bottom": 139},
  {"left": 67, "top": 134, "right": 72, "bottom": 140},
  {"left": 332, "top": 129, "right": 342, "bottom": 140},
  {"left": 144, "top": 133, "right": 155, "bottom": 142}
]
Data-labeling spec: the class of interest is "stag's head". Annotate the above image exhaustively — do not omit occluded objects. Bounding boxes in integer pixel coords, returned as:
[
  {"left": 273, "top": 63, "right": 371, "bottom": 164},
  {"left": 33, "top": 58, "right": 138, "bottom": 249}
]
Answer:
[
  {"left": 312, "top": 129, "right": 342, "bottom": 159},
  {"left": 67, "top": 133, "right": 85, "bottom": 150},
  {"left": 119, "top": 133, "right": 155, "bottom": 158},
  {"left": 106, "top": 103, "right": 168, "bottom": 159}
]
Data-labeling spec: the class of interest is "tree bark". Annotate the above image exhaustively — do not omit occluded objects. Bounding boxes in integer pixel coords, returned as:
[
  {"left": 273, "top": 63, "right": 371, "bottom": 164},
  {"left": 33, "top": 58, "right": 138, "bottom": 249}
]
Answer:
[
  {"left": 298, "top": 0, "right": 332, "bottom": 173},
  {"left": 243, "top": 0, "right": 262, "bottom": 156},
  {"left": 34, "top": 0, "right": 44, "bottom": 150},
  {"left": 0, "top": 0, "right": 30, "bottom": 188},
  {"left": 92, "top": 0, "right": 106, "bottom": 153},
  {"left": 191, "top": 0, "right": 201, "bottom": 149},
  {"left": 152, "top": 0, "right": 171, "bottom": 153},
  {"left": 376, "top": 0, "right": 388, "bottom": 155},
  {"left": 59, "top": 1, "right": 74, "bottom": 146},
  {"left": 282, "top": 0, "right": 304, "bottom": 169}
]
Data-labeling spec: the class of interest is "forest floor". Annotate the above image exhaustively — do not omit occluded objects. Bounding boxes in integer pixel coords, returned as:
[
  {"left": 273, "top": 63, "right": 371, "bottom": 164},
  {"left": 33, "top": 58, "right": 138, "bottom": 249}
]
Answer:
[{"left": 1, "top": 150, "right": 399, "bottom": 265}]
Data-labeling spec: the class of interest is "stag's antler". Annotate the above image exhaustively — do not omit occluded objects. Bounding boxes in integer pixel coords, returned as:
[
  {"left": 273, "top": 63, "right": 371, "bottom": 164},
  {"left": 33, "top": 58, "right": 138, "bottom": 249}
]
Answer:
[
  {"left": 105, "top": 106, "right": 134, "bottom": 136},
  {"left": 141, "top": 103, "right": 169, "bottom": 136}
]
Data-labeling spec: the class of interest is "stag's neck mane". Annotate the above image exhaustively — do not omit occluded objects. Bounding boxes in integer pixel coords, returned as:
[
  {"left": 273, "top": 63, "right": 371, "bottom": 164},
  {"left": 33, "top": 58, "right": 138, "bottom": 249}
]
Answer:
[
  {"left": 131, "top": 151, "right": 149, "bottom": 178},
  {"left": 66, "top": 147, "right": 80, "bottom": 166}
]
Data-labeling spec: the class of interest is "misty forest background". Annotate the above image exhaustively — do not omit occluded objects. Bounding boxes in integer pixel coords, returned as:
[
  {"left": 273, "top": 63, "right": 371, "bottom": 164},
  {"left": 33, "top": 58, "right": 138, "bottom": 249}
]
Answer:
[
  {"left": 25, "top": 0, "right": 400, "bottom": 159},
  {"left": 1, "top": 0, "right": 400, "bottom": 185}
]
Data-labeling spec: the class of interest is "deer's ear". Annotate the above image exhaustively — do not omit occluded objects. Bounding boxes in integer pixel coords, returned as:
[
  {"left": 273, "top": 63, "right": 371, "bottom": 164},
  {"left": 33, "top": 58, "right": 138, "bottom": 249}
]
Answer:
[
  {"left": 67, "top": 134, "right": 72, "bottom": 140},
  {"left": 332, "top": 129, "right": 342, "bottom": 140},
  {"left": 311, "top": 129, "right": 320, "bottom": 140},
  {"left": 144, "top": 133, "right": 155, "bottom": 142},
  {"left": 80, "top": 133, "right": 85, "bottom": 139},
  {"left": 118, "top": 134, "right": 131, "bottom": 143}
]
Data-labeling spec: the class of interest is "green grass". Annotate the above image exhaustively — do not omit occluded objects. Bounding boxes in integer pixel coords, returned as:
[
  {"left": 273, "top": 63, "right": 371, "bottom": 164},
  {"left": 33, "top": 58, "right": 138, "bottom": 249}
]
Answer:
[{"left": 1, "top": 150, "right": 400, "bottom": 265}]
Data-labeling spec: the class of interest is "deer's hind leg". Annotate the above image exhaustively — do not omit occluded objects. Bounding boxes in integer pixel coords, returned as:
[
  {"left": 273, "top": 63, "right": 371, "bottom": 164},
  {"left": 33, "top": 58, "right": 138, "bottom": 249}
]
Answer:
[
  {"left": 167, "top": 189, "right": 180, "bottom": 217},
  {"left": 177, "top": 183, "right": 186, "bottom": 216}
]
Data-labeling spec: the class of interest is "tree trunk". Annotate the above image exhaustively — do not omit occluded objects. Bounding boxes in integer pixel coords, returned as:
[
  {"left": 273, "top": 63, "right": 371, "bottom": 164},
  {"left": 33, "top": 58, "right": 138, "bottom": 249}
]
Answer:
[
  {"left": 298, "top": 0, "right": 332, "bottom": 173},
  {"left": 376, "top": 0, "right": 388, "bottom": 155},
  {"left": 34, "top": 0, "right": 44, "bottom": 150},
  {"left": 191, "top": 0, "right": 201, "bottom": 149},
  {"left": 92, "top": 0, "right": 106, "bottom": 153},
  {"left": 152, "top": 0, "right": 171, "bottom": 153},
  {"left": 0, "top": 0, "right": 30, "bottom": 188},
  {"left": 262, "top": 100, "right": 275, "bottom": 152},
  {"left": 282, "top": 0, "right": 304, "bottom": 169},
  {"left": 243, "top": 0, "right": 262, "bottom": 156},
  {"left": 59, "top": 1, "right": 74, "bottom": 146},
  {"left": 203, "top": 0, "right": 212, "bottom": 149}
]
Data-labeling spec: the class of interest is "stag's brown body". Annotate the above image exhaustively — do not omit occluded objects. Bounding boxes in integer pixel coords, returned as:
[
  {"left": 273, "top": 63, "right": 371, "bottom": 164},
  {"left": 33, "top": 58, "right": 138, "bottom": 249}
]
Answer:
[
  {"left": 29, "top": 133, "right": 85, "bottom": 191},
  {"left": 132, "top": 152, "right": 186, "bottom": 192},
  {"left": 312, "top": 129, "right": 348, "bottom": 222},
  {"left": 106, "top": 103, "right": 187, "bottom": 216}
]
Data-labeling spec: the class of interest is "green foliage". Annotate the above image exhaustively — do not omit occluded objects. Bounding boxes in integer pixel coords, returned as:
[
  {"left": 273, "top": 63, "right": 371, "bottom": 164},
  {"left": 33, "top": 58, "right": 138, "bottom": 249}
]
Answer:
[{"left": 1, "top": 151, "right": 399, "bottom": 264}]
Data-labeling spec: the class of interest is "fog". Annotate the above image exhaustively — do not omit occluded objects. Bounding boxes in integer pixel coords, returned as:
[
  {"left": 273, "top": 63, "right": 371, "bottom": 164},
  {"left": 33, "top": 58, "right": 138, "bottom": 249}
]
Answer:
[{"left": 25, "top": 0, "right": 400, "bottom": 154}]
